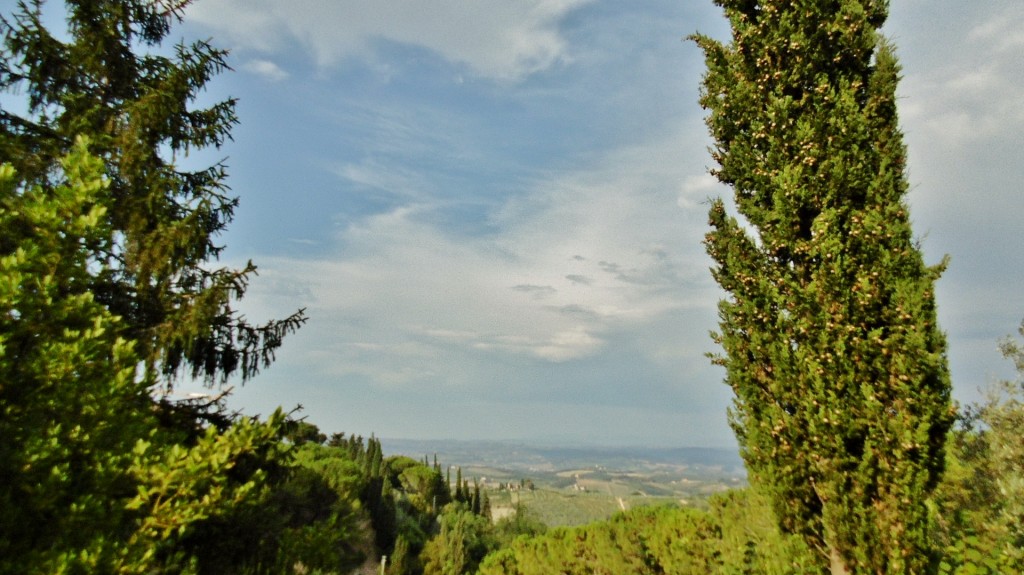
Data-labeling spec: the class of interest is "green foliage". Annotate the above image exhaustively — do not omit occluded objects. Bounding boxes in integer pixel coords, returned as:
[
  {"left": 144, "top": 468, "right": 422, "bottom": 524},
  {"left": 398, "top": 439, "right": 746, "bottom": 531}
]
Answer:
[
  {"left": 491, "top": 503, "right": 547, "bottom": 549},
  {"left": 123, "top": 410, "right": 294, "bottom": 574},
  {"left": 931, "top": 322, "right": 1024, "bottom": 574},
  {"left": 421, "top": 505, "right": 494, "bottom": 575},
  {"left": 692, "top": 2, "right": 953, "bottom": 571},
  {"left": 487, "top": 485, "right": 642, "bottom": 528},
  {"left": 0, "top": 2, "right": 311, "bottom": 572},
  {"left": 294, "top": 443, "right": 366, "bottom": 502},
  {"left": 291, "top": 439, "right": 402, "bottom": 565},
  {"left": 706, "top": 489, "right": 818, "bottom": 575},
  {"left": 0, "top": 140, "right": 303, "bottom": 575},
  {"left": 478, "top": 488, "right": 813, "bottom": 575},
  {"left": 401, "top": 465, "right": 448, "bottom": 515},
  {"left": 0, "top": 140, "right": 148, "bottom": 573},
  {"left": 275, "top": 444, "right": 376, "bottom": 574},
  {"left": 1, "top": 0, "right": 305, "bottom": 387},
  {"left": 286, "top": 437, "right": 477, "bottom": 575},
  {"left": 286, "top": 420, "right": 328, "bottom": 446},
  {"left": 389, "top": 534, "right": 418, "bottom": 575}
]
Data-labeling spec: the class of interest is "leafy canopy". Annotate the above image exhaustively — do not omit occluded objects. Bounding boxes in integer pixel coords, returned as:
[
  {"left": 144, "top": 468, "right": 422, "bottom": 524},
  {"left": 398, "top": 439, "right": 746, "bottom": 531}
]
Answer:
[{"left": 0, "top": 1, "right": 308, "bottom": 572}]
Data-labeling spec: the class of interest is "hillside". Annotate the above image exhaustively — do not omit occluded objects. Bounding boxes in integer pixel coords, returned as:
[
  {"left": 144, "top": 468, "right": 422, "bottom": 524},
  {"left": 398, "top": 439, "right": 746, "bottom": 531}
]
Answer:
[{"left": 381, "top": 439, "right": 746, "bottom": 526}]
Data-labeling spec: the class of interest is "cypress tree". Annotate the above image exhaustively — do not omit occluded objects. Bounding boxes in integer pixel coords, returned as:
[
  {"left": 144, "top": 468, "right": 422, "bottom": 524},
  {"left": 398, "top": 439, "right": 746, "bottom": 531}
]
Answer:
[
  {"left": 388, "top": 534, "right": 415, "bottom": 575},
  {"left": 370, "top": 436, "right": 384, "bottom": 478},
  {"left": 432, "top": 467, "right": 452, "bottom": 509},
  {"left": 481, "top": 491, "right": 491, "bottom": 520},
  {"left": 351, "top": 435, "right": 364, "bottom": 462},
  {"left": 692, "top": 2, "right": 953, "bottom": 572},
  {"left": 472, "top": 479, "right": 482, "bottom": 516}
]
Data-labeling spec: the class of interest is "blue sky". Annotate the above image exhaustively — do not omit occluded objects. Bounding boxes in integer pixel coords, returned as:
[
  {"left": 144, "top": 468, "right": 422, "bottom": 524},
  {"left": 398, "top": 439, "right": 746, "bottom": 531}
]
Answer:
[{"left": 155, "top": 0, "right": 1024, "bottom": 449}]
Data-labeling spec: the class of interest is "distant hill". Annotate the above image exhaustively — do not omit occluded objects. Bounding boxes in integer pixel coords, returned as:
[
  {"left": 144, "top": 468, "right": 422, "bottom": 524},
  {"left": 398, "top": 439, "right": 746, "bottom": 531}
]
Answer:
[
  {"left": 379, "top": 438, "right": 747, "bottom": 527},
  {"left": 379, "top": 438, "right": 745, "bottom": 477}
]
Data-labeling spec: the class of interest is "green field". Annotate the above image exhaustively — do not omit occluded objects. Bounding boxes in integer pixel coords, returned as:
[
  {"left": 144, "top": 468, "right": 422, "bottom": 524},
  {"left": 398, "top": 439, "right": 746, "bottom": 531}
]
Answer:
[
  {"left": 480, "top": 466, "right": 742, "bottom": 527},
  {"left": 488, "top": 488, "right": 685, "bottom": 527},
  {"left": 382, "top": 439, "right": 746, "bottom": 528}
]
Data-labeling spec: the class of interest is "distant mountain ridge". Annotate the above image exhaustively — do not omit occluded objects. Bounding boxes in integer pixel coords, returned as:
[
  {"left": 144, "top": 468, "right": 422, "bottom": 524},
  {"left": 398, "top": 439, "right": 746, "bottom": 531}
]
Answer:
[{"left": 379, "top": 438, "right": 746, "bottom": 476}]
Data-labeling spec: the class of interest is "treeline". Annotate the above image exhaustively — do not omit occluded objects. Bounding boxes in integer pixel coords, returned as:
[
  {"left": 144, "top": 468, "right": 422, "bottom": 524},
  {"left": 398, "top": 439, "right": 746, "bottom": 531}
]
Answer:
[
  {"left": 479, "top": 489, "right": 815, "bottom": 574},
  {"left": 271, "top": 428, "right": 547, "bottom": 575},
  {"left": 475, "top": 340, "right": 1024, "bottom": 575},
  {"left": 290, "top": 377, "right": 1023, "bottom": 575}
]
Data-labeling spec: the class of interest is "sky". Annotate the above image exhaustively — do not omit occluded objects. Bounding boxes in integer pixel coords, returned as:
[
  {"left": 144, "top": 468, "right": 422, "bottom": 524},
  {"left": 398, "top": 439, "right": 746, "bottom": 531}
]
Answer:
[{"left": 142, "top": 0, "right": 1024, "bottom": 449}]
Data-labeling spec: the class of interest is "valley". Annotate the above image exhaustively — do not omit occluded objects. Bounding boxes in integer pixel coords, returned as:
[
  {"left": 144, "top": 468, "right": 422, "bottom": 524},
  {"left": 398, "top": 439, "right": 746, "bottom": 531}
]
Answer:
[{"left": 382, "top": 439, "right": 747, "bottom": 526}]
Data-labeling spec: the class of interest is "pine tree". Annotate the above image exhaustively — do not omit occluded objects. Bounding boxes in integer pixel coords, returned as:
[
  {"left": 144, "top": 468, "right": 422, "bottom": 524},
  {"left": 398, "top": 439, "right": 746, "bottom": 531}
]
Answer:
[
  {"left": 692, "top": 2, "right": 953, "bottom": 572},
  {"left": 0, "top": 0, "right": 305, "bottom": 389},
  {"left": 0, "top": 2, "right": 302, "bottom": 570},
  {"left": 328, "top": 432, "right": 347, "bottom": 447}
]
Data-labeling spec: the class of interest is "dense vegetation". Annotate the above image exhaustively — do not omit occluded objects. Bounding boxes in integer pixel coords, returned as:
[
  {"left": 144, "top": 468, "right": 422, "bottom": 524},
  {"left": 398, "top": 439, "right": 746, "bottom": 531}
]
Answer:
[
  {"left": 1, "top": 0, "right": 306, "bottom": 570},
  {"left": 2, "top": 1, "right": 1022, "bottom": 574},
  {"left": 478, "top": 489, "right": 817, "bottom": 575},
  {"left": 477, "top": 340, "right": 1024, "bottom": 575}
]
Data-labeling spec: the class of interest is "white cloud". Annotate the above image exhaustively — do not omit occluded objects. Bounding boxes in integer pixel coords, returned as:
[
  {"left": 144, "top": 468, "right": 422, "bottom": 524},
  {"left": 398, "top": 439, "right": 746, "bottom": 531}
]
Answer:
[
  {"left": 678, "top": 173, "right": 723, "bottom": 210},
  {"left": 332, "top": 160, "right": 427, "bottom": 202},
  {"left": 242, "top": 58, "right": 290, "bottom": 82},
  {"left": 186, "top": 0, "right": 592, "bottom": 81},
  {"left": 238, "top": 123, "right": 717, "bottom": 390},
  {"left": 898, "top": 4, "right": 1024, "bottom": 148},
  {"left": 967, "top": 6, "right": 1024, "bottom": 53}
]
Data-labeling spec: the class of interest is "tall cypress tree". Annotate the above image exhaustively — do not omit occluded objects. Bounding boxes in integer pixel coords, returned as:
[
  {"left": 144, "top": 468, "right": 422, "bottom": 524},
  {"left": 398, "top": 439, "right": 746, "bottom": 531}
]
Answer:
[
  {"left": 368, "top": 436, "right": 384, "bottom": 478},
  {"left": 692, "top": 2, "right": 953, "bottom": 573},
  {"left": 472, "top": 479, "right": 482, "bottom": 516}
]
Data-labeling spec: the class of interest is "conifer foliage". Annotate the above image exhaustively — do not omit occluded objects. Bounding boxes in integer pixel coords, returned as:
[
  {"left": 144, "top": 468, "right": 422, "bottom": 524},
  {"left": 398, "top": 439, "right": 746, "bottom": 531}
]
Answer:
[
  {"left": 0, "top": 0, "right": 305, "bottom": 387},
  {"left": 0, "top": 1, "right": 305, "bottom": 572},
  {"left": 692, "top": 1, "right": 953, "bottom": 572}
]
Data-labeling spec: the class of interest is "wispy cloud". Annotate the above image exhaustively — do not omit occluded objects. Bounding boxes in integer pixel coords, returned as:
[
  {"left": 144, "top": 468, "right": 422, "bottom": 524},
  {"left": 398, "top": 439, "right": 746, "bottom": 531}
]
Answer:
[
  {"left": 898, "top": 4, "right": 1024, "bottom": 148},
  {"left": 186, "top": 0, "right": 593, "bottom": 81},
  {"left": 513, "top": 284, "right": 558, "bottom": 299},
  {"left": 177, "top": 1, "right": 1022, "bottom": 448},
  {"left": 239, "top": 122, "right": 718, "bottom": 392}
]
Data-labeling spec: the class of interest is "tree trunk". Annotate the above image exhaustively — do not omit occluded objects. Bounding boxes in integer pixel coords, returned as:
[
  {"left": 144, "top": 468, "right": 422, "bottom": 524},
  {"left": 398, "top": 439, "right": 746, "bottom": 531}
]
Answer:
[{"left": 830, "top": 547, "right": 850, "bottom": 575}]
